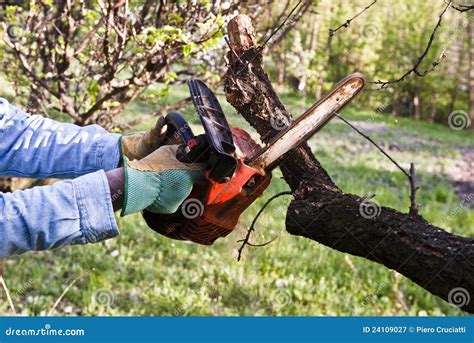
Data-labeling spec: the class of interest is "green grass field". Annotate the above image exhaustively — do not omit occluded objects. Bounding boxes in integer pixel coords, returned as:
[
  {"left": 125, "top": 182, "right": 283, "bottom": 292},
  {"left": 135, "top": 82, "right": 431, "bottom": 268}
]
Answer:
[{"left": 0, "top": 83, "right": 472, "bottom": 316}]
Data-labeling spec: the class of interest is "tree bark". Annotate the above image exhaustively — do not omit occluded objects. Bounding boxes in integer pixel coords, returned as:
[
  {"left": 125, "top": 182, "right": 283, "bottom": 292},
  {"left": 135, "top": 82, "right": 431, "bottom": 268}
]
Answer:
[
  {"left": 224, "top": 14, "right": 473, "bottom": 313},
  {"left": 468, "top": 17, "right": 474, "bottom": 132}
]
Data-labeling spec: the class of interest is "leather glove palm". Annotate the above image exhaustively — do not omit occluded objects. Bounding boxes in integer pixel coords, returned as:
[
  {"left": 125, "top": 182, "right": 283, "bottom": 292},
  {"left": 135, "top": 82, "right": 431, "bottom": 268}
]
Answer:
[{"left": 120, "top": 116, "right": 167, "bottom": 161}]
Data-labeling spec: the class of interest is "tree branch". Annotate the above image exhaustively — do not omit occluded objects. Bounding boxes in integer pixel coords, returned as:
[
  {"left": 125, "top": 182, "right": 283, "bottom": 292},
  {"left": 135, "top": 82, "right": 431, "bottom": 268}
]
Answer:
[
  {"left": 329, "top": 0, "right": 378, "bottom": 37},
  {"left": 224, "top": 14, "right": 473, "bottom": 313},
  {"left": 372, "top": 1, "right": 452, "bottom": 89},
  {"left": 334, "top": 113, "right": 419, "bottom": 215},
  {"left": 237, "top": 191, "right": 292, "bottom": 261},
  {"left": 449, "top": 1, "right": 474, "bottom": 12}
]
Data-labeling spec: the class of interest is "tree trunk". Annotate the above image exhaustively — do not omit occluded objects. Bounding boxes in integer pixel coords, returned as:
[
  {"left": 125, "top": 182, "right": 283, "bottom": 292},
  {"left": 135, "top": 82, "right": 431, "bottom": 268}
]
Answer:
[
  {"left": 413, "top": 91, "right": 421, "bottom": 120},
  {"left": 429, "top": 95, "right": 437, "bottom": 123},
  {"left": 448, "top": 43, "right": 465, "bottom": 116},
  {"left": 468, "top": 17, "right": 474, "bottom": 131},
  {"left": 224, "top": 14, "right": 473, "bottom": 313},
  {"left": 296, "top": 13, "right": 319, "bottom": 95},
  {"left": 391, "top": 92, "right": 398, "bottom": 117}
]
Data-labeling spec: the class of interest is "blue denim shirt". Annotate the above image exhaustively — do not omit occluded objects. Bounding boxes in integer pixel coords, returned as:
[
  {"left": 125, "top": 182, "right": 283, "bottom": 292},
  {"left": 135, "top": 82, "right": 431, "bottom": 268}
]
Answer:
[{"left": 0, "top": 98, "right": 121, "bottom": 258}]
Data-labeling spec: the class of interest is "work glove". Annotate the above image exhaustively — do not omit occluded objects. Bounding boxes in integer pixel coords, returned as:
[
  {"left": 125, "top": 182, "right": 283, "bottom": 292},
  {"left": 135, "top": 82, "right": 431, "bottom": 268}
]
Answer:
[
  {"left": 121, "top": 145, "right": 204, "bottom": 216},
  {"left": 120, "top": 116, "right": 167, "bottom": 161}
]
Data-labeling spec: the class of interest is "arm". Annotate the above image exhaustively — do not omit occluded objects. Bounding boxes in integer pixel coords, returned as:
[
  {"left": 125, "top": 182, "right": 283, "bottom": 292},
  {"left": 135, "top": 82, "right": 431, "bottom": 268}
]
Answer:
[
  {"left": 0, "top": 98, "right": 194, "bottom": 257},
  {"left": 0, "top": 98, "right": 121, "bottom": 179},
  {"left": 0, "top": 170, "right": 119, "bottom": 258},
  {"left": 0, "top": 146, "right": 200, "bottom": 258}
]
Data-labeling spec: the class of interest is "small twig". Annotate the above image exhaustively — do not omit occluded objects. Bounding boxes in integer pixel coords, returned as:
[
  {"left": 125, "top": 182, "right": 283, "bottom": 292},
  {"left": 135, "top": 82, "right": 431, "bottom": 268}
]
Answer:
[
  {"left": 372, "top": 1, "right": 452, "bottom": 89},
  {"left": 449, "top": 1, "right": 474, "bottom": 12},
  {"left": 259, "top": 0, "right": 303, "bottom": 48},
  {"left": 48, "top": 274, "right": 81, "bottom": 316},
  {"left": 329, "top": 0, "right": 378, "bottom": 36},
  {"left": 409, "top": 163, "right": 419, "bottom": 215},
  {"left": 335, "top": 113, "right": 418, "bottom": 215},
  {"left": 267, "top": 0, "right": 314, "bottom": 52},
  {"left": 258, "top": 0, "right": 292, "bottom": 42},
  {"left": 244, "top": 236, "right": 279, "bottom": 247},
  {"left": 225, "top": 36, "right": 243, "bottom": 65},
  {"left": 0, "top": 275, "right": 17, "bottom": 315},
  {"left": 237, "top": 191, "right": 293, "bottom": 261},
  {"left": 335, "top": 113, "right": 409, "bottom": 178},
  {"left": 235, "top": 1, "right": 302, "bottom": 77}
]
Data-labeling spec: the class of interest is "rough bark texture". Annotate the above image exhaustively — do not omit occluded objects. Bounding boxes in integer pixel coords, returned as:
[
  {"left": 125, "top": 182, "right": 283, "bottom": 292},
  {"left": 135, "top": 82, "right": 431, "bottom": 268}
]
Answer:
[{"left": 224, "top": 14, "right": 474, "bottom": 313}]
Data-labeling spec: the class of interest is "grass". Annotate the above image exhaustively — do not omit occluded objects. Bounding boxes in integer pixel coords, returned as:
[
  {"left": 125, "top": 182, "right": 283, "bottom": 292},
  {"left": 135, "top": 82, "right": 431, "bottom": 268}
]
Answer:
[{"left": 0, "top": 83, "right": 472, "bottom": 316}]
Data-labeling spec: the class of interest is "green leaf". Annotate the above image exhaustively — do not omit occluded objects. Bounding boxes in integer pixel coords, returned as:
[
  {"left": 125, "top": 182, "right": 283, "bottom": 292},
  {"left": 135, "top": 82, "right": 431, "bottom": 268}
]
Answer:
[{"left": 182, "top": 44, "right": 191, "bottom": 57}]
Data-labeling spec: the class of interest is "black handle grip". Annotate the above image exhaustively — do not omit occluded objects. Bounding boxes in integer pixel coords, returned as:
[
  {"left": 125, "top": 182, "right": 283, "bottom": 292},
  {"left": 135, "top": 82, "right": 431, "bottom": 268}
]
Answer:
[
  {"left": 164, "top": 111, "right": 195, "bottom": 145},
  {"left": 164, "top": 111, "right": 209, "bottom": 164}
]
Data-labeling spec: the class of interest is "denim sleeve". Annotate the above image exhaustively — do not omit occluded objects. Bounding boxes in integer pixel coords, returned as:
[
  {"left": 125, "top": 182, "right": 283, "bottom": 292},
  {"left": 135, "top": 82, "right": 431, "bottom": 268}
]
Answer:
[
  {"left": 0, "top": 98, "right": 121, "bottom": 179},
  {"left": 0, "top": 170, "right": 119, "bottom": 258}
]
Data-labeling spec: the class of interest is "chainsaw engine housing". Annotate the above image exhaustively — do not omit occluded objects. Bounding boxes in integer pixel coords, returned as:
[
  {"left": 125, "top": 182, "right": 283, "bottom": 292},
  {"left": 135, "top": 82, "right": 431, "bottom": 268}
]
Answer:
[
  {"left": 143, "top": 127, "right": 271, "bottom": 245},
  {"left": 142, "top": 80, "right": 271, "bottom": 245}
]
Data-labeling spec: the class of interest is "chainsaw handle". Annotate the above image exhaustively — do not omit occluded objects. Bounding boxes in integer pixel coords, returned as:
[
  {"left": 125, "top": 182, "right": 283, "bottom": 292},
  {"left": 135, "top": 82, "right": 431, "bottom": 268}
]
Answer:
[
  {"left": 163, "top": 111, "right": 208, "bottom": 164},
  {"left": 164, "top": 111, "right": 195, "bottom": 146}
]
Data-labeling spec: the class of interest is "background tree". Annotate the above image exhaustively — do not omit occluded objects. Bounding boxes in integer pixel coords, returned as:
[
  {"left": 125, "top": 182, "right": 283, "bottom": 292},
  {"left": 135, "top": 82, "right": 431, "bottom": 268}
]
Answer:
[
  {"left": 469, "top": 15, "right": 474, "bottom": 131},
  {"left": 0, "top": 0, "right": 238, "bottom": 127}
]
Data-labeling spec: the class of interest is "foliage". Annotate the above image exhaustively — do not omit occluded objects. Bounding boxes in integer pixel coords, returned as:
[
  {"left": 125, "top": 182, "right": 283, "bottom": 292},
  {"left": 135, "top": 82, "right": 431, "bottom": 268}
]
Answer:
[
  {"left": 1, "top": 0, "right": 472, "bottom": 127},
  {"left": 264, "top": 0, "right": 471, "bottom": 125},
  {"left": 0, "top": 0, "right": 231, "bottom": 126}
]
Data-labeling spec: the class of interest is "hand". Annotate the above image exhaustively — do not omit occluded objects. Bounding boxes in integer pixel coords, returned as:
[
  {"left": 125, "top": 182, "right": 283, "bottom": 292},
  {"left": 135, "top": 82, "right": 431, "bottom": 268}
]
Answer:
[
  {"left": 120, "top": 116, "right": 167, "bottom": 161},
  {"left": 120, "top": 145, "right": 204, "bottom": 216}
]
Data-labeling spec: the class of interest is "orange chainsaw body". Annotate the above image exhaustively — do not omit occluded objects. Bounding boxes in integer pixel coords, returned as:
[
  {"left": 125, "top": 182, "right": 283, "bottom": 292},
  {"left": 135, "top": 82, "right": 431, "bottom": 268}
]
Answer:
[{"left": 143, "top": 127, "right": 272, "bottom": 245}]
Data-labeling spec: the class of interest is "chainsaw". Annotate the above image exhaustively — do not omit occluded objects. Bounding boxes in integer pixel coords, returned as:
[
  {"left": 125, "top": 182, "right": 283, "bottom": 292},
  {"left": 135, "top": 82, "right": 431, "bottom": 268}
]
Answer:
[{"left": 142, "top": 73, "right": 366, "bottom": 245}]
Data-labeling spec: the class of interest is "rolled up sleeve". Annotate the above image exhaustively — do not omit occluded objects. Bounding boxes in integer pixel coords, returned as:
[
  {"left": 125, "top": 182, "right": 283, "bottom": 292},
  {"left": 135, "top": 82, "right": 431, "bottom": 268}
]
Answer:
[
  {"left": 0, "top": 170, "right": 119, "bottom": 258},
  {"left": 0, "top": 98, "right": 121, "bottom": 179}
]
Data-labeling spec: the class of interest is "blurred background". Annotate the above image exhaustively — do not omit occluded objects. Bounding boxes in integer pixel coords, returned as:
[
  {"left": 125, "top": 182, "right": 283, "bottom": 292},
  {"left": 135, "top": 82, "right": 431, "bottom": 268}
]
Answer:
[{"left": 0, "top": 0, "right": 472, "bottom": 316}]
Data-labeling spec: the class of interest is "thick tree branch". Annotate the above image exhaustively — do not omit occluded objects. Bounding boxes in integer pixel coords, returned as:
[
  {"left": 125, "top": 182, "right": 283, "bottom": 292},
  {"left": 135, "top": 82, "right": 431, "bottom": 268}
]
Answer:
[{"left": 224, "top": 14, "right": 473, "bottom": 313}]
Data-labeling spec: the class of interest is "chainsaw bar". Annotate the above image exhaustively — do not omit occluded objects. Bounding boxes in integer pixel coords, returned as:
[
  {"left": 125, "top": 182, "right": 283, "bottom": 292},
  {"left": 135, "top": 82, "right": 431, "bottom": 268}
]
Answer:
[{"left": 249, "top": 73, "right": 366, "bottom": 171}]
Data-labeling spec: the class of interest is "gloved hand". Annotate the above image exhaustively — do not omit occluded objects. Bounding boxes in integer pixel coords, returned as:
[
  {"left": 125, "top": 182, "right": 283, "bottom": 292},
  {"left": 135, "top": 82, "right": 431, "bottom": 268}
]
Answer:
[
  {"left": 120, "top": 116, "right": 167, "bottom": 161},
  {"left": 121, "top": 145, "right": 204, "bottom": 216}
]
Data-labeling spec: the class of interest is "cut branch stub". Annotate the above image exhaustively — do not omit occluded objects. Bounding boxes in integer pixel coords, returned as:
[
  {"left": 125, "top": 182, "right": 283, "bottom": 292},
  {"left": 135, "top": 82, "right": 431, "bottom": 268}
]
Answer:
[
  {"left": 227, "top": 14, "right": 257, "bottom": 53},
  {"left": 224, "top": 15, "right": 337, "bottom": 193}
]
